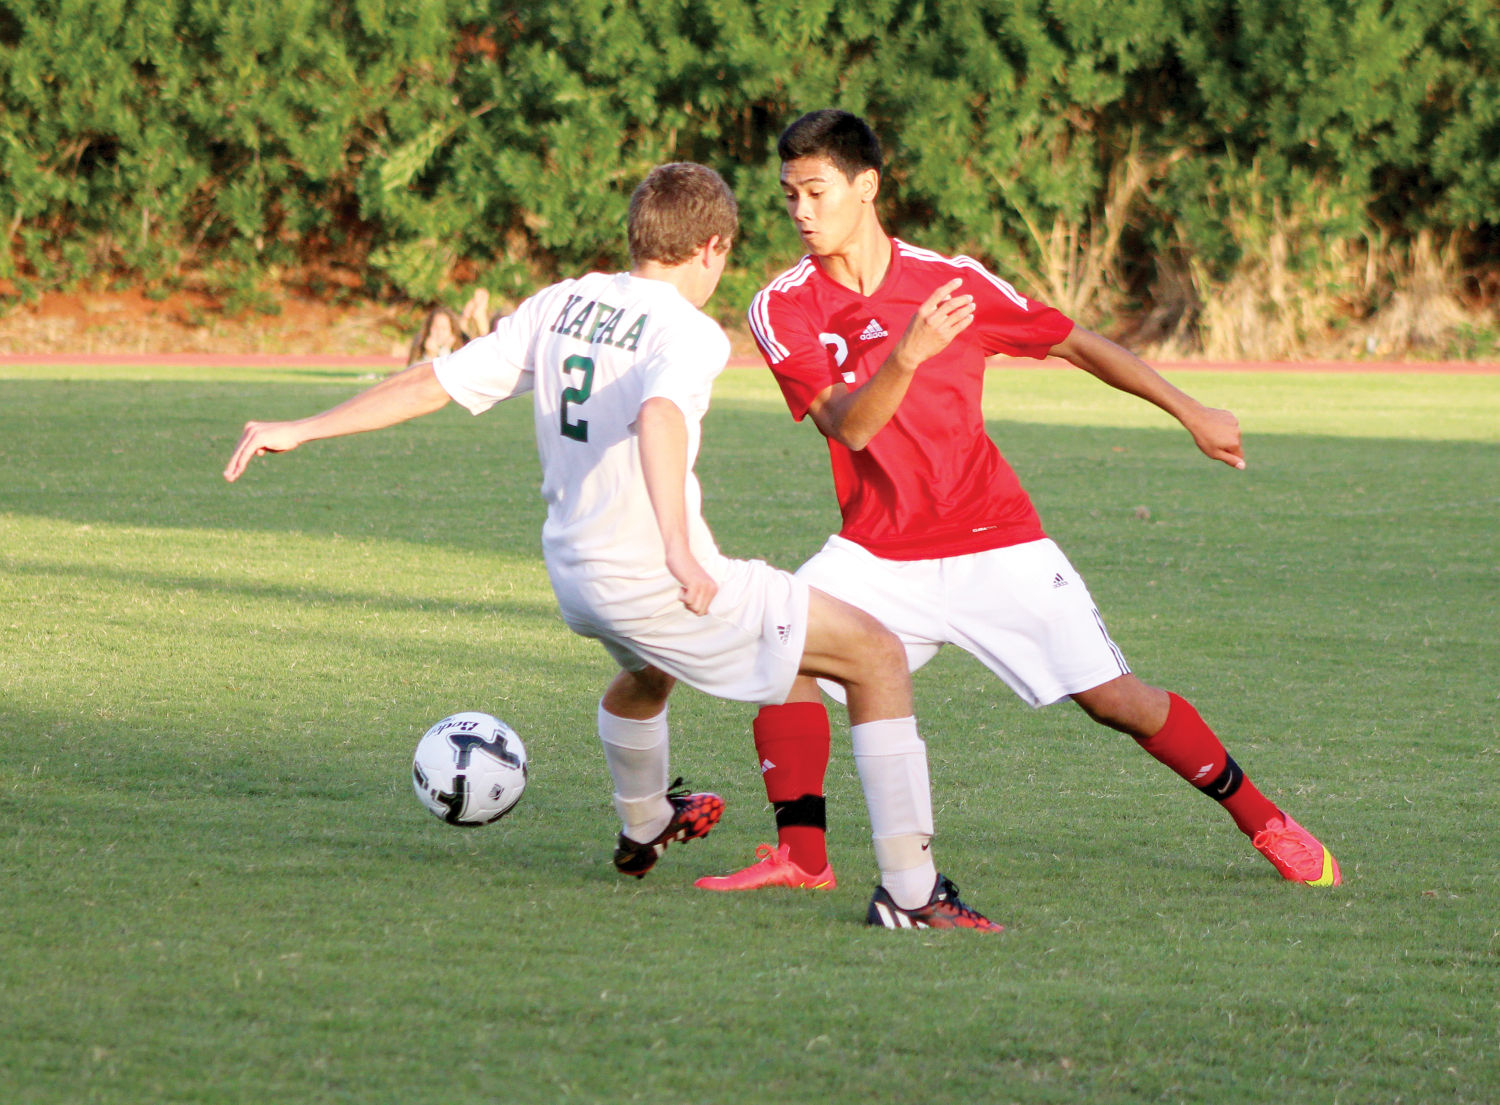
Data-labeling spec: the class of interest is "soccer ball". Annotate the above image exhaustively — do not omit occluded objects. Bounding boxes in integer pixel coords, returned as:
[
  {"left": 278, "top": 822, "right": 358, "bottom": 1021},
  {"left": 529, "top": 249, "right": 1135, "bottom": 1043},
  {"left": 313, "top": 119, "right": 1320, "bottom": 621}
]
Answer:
[{"left": 411, "top": 712, "right": 528, "bottom": 825}]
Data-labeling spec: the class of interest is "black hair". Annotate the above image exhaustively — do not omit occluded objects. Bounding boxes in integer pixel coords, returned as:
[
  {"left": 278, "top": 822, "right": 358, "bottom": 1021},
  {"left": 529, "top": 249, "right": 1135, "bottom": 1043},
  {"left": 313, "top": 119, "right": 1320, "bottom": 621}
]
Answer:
[{"left": 777, "top": 109, "right": 883, "bottom": 181}]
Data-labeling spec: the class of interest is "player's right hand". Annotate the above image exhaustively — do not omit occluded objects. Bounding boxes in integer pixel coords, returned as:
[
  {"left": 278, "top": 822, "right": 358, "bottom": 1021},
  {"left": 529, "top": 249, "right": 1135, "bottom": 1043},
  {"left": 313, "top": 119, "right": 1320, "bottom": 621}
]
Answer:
[
  {"left": 664, "top": 545, "right": 718, "bottom": 616},
  {"left": 677, "top": 577, "right": 717, "bottom": 617},
  {"left": 892, "top": 278, "right": 976, "bottom": 369},
  {"left": 223, "top": 420, "right": 303, "bottom": 482}
]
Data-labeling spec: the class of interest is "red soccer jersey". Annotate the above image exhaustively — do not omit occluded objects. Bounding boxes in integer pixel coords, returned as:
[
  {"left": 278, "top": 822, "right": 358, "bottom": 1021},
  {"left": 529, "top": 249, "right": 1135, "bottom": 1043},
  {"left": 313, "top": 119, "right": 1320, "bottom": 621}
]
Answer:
[{"left": 748, "top": 238, "right": 1075, "bottom": 559}]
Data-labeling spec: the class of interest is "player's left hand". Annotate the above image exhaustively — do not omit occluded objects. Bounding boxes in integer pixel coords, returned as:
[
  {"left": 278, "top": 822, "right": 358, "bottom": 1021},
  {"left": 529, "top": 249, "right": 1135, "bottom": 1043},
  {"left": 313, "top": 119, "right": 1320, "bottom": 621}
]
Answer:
[{"left": 1186, "top": 405, "right": 1246, "bottom": 469}]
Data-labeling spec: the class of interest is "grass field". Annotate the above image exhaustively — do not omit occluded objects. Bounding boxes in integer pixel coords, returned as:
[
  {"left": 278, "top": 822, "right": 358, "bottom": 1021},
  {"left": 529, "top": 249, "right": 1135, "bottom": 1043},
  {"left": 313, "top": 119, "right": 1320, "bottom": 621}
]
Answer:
[{"left": 2, "top": 360, "right": 1497, "bottom": 1104}]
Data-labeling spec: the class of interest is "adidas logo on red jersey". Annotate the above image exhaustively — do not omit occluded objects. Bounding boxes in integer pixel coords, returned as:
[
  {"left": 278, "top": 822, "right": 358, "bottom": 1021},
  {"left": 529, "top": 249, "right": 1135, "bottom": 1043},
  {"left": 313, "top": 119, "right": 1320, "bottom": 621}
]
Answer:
[{"left": 858, "top": 318, "right": 888, "bottom": 341}]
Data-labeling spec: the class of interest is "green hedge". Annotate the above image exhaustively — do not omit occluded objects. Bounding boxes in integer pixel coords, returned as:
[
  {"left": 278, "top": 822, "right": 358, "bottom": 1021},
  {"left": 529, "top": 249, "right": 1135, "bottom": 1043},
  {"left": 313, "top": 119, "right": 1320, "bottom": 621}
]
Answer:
[{"left": 2, "top": 0, "right": 1496, "bottom": 338}]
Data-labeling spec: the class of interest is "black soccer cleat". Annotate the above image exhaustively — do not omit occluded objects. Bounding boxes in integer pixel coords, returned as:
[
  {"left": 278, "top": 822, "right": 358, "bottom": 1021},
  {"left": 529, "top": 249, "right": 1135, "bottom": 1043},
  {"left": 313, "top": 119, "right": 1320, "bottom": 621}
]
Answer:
[
  {"left": 866, "top": 874, "right": 1004, "bottom": 932},
  {"left": 612, "top": 778, "right": 725, "bottom": 878}
]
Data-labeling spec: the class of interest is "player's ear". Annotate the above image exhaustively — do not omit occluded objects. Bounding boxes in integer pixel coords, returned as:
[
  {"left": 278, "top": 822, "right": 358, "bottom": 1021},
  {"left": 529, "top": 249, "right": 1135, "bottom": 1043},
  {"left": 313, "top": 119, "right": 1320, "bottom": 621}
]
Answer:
[{"left": 857, "top": 167, "right": 880, "bottom": 204}]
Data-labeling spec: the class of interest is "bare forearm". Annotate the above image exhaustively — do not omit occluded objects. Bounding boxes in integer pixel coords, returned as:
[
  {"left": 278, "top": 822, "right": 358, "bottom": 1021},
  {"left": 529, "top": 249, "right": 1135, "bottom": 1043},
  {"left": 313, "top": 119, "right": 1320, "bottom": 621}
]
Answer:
[
  {"left": 1052, "top": 327, "right": 1197, "bottom": 420},
  {"left": 809, "top": 277, "right": 974, "bottom": 451},
  {"left": 811, "top": 358, "right": 918, "bottom": 450},
  {"left": 637, "top": 396, "right": 716, "bottom": 613},
  {"left": 637, "top": 397, "right": 694, "bottom": 552},
  {"left": 292, "top": 363, "right": 453, "bottom": 443},
  {"left": 224, "top": 362, "right": 451, "bottom": 481},
  {"left": 1051, "top": 327, "right": 1246, "bottom": 469}
]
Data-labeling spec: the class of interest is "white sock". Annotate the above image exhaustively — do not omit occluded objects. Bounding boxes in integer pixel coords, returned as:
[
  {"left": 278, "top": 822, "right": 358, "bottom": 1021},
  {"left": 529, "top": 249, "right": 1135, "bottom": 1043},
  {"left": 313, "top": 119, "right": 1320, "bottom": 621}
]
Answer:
[
  {"left": 851, "top": 716, "right": 938, "bottom": 909},
  {"left": 598, "top": 703, "right": 672, "bottom": 842},
  {"left": 880, "top": 864, "right": 940, "bottom": 911}
]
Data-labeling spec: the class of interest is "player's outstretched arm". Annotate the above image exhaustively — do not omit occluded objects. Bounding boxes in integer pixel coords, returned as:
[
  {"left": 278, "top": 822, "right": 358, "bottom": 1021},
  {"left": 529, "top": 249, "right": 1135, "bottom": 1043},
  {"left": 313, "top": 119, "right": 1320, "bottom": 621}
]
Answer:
[
  {"left": 223, "top": 362, "right": 453, "bottom": 482},
  {"left": 637, "top": 396, "right": 717, "bottom": 615},
  {"left": 1049, "top": 326, "right": 1246, "bottom": 470},
  {"left": 807, "top": 278, "right": 974, "bottom": 451}
]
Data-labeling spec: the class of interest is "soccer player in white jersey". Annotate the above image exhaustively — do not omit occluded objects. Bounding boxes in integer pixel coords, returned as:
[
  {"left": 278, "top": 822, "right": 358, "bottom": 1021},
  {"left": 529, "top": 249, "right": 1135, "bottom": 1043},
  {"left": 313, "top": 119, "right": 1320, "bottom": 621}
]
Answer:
[
  {"left": 695, "top": 110, "right": 1341, "bottom": 907},
  {"left": 224, "top": 162, "right": 1003, "bottom": 931}
]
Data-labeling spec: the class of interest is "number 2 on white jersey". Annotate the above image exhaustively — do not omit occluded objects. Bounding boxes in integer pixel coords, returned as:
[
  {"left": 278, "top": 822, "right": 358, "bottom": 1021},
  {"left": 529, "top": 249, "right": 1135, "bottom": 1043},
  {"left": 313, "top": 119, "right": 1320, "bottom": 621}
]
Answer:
[{"left": 560, "top": 354, "right": 593, "bottom": 441}]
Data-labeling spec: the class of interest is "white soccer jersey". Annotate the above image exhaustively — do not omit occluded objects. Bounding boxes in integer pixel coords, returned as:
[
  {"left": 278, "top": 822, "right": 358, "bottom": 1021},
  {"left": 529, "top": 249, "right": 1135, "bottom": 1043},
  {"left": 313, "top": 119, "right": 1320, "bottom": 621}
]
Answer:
[
  {"left": 434, "top": 271, "right": 727, "bottom": 595},
  {"left": 432, "top": 272, "right": 807, "bottom": 705}
]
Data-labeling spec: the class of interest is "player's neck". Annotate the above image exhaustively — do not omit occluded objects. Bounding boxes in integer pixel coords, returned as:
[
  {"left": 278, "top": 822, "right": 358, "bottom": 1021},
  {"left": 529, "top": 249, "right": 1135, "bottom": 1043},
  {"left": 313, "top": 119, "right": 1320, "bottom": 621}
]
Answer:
[
  {"left": 814, "top": 223, "right": 893, "bottom": 297},
  {"left": 631, "top": 261, "right": 705, "bottom": 307}
]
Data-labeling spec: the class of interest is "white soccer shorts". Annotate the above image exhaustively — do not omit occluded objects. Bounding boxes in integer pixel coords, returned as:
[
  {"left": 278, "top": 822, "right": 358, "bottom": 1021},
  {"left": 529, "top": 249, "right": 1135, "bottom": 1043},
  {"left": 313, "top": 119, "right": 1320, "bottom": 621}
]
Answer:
[
  {"left": 550, "top": 554, "right": 810, "bottom": 707},
  {"left": 795, "top": 535, "right": 1129, "bottom": 708}
]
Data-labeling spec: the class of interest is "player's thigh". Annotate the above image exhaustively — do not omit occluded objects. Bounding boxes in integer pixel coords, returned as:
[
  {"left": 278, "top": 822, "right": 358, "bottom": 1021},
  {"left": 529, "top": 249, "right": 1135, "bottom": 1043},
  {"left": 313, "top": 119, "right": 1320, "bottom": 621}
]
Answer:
[
  {"left": 799, "top": 585, "right": 907, "bottom": 685},
  {"left": 579, "top": 557, "right": 810, "bottom": 706},
  {"left": 796, "top": 536, "right": 945, "bottom": 673},
  {"left": 945, "top": 539, "right": 1130, "bottom": 707}
]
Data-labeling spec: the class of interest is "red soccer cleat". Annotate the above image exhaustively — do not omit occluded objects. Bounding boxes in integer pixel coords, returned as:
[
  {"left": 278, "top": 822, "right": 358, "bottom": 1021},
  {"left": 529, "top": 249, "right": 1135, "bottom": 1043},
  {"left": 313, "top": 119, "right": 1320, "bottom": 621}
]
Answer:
[
  {"left": 694, "top": 842, "right": 837, "bottom": 891},
  {"left": 1252, "top": 815, "right": 1342, "bottom": 886}
]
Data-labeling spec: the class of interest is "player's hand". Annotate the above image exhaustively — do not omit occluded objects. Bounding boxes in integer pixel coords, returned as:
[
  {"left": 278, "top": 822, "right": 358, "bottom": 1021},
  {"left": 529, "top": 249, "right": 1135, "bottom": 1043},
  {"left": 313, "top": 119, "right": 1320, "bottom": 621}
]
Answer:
[
  {"left": 223, "top": 420, "right": 305, "bottom": 482},
  {"left": 1185, "top": 405, "right": 1246, "bottom": 470},
  {"left": 891, "top": 279, "right": 976, "bottom": 369},
  {"left": 665, "top": 546, "right": 718, "bottom": 616},
  {"left": 677, "top": 576, "right": 717, "bottom": 616}
]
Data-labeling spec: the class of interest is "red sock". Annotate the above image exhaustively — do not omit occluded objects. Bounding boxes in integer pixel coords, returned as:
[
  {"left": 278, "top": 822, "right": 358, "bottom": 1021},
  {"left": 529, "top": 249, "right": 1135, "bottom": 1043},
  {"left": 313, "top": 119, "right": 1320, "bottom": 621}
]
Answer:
[
  {"left": 1136, "top": 693, "right": 1281, "bottom": 836},
  {"left": 753, "top": 701, "right": 831, "bottom": 872}
]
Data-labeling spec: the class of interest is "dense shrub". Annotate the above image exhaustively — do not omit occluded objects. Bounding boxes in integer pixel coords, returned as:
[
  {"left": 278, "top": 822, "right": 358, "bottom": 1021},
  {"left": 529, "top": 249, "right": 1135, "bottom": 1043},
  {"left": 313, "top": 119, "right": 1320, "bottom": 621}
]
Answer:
[
  {"left": 1, "top": 0, "right": 1495, "bottom": 352},
  {"left": 0, "top": 0, "right": 466, "bottom": 304}
]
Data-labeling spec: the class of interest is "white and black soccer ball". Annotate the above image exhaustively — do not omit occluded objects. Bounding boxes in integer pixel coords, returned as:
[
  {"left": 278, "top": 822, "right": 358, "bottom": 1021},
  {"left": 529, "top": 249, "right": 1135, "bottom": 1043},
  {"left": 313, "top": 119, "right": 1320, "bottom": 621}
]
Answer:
[{"left": 411, "top": 712, "right": 528, "bottom": 826}]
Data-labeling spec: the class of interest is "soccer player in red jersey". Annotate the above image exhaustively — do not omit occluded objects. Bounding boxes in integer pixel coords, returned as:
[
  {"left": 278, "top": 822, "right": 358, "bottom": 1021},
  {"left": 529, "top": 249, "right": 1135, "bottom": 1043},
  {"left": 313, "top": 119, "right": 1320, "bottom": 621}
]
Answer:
[
  {"left": 227, "top": 162, "right": 1003, "bottom": 932},
  {"left": 696, "top": 110, "right": 1341, "bottom": 908}
]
